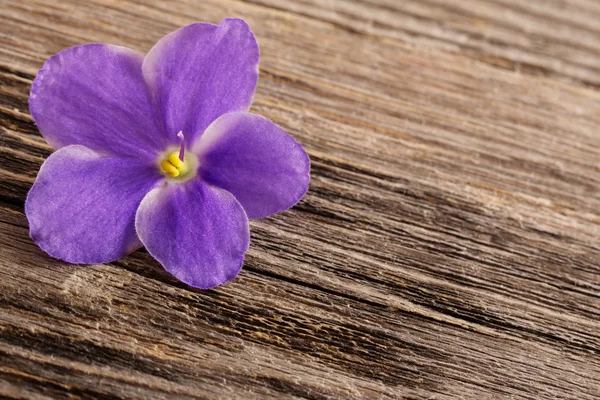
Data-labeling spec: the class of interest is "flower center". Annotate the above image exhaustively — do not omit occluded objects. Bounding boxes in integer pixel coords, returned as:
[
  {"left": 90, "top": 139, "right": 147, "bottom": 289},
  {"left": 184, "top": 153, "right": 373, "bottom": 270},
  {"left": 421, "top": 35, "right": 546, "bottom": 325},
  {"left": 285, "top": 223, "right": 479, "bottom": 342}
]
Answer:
[
  {"left": 158, "top": 131, "right": 198, "bottom": 180},
  {"left": 160, "top": 152, "right": 188, "bottom": 177}
]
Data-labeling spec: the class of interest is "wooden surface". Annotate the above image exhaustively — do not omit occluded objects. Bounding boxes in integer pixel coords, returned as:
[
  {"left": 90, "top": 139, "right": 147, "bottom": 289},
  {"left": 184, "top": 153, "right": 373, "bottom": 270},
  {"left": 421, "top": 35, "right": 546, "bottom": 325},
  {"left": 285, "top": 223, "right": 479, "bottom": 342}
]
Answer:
[{"left": 0, "top": 0, "right": 599, "bottom": 398}]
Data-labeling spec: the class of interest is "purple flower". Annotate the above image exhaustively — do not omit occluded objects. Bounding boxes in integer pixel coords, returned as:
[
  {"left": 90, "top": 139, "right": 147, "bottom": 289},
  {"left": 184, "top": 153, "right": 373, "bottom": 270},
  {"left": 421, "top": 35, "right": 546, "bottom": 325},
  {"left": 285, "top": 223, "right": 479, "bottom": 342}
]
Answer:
[{"left": 25, "top": 19, "right": 310, "bottom": 289}]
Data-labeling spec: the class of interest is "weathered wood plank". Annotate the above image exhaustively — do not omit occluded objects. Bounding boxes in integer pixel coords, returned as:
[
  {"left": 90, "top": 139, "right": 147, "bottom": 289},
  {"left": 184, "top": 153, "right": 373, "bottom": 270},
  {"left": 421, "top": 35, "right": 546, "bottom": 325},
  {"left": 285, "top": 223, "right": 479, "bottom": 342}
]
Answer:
[
  {"left": 247, "top": 0, "right": 600, "bottom": 87},
  {"left": 0, "top": 0, "right": 599, "bottom": 399}
]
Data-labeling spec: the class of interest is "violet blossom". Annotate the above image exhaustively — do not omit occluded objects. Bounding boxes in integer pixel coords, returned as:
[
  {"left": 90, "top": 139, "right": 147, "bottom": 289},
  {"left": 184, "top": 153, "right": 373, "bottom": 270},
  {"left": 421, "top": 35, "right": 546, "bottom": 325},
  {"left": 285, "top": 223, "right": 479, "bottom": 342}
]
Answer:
[{"left": 25, "top": 19, "right": 310, "bottom": 289}]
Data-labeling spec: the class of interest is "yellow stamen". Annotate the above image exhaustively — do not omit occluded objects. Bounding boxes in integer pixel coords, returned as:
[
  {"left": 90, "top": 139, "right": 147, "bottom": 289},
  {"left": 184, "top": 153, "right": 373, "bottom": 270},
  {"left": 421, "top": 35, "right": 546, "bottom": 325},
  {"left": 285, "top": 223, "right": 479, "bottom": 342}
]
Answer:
[
  {"left": 160, "top": 152, "right": 185, "bottom": 177},
  {"left": 168, "top": 153, "right": 184, "bottom": 169},
  {"left": 157, "top": 141, "right": 198, "bottom": 181}
]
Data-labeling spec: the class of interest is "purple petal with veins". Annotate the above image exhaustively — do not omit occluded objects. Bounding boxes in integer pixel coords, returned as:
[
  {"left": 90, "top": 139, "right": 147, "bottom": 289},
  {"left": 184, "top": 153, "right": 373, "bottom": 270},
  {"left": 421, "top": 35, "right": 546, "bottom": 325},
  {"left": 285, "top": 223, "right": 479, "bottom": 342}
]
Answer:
[
  {"left": 136, "top": 180, "right": 249, "bottom": 289},
  {"left": 193, "top": 112, "right": 310, "bottom": 219},
  {"left": 25, "top": 145, "right": 162, "bottom": 263}
]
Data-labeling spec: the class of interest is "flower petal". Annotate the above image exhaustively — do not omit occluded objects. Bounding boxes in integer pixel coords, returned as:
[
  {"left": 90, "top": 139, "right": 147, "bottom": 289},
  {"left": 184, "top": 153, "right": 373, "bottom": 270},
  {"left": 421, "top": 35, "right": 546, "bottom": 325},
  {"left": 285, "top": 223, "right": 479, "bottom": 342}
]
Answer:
[
  {"left": 142, "top": 19, "right": 259, "bottom": 145},
  {"left": 135, "top": 179, "right": 249, "bottom": 289},
  {"left": 25, "top": 145, "right": 162, "bottom": 263},
  {"left": 29, "top": 44, "right": 168, "bottom": 161},
  {"left": 192, "top": 112, "right": 310, "bottom": 219}
]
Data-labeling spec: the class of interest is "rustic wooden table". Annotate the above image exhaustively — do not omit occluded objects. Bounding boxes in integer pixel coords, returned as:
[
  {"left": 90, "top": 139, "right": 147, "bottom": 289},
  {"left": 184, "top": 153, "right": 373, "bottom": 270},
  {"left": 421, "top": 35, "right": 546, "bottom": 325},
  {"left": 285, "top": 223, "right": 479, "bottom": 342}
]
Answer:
[{"left": 1, "top": 1, "right": 599, "bottom": 399}]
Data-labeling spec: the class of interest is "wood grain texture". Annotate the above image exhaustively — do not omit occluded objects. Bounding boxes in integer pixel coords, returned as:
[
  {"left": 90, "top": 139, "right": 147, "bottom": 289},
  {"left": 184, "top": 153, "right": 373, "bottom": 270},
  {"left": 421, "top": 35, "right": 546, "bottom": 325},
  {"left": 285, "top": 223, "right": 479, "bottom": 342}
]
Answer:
[{"left": 0, "top": 0, "right": 599, "bottom": 399}]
